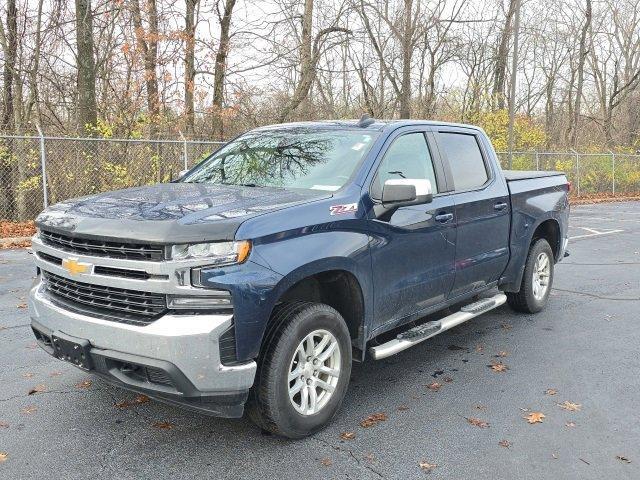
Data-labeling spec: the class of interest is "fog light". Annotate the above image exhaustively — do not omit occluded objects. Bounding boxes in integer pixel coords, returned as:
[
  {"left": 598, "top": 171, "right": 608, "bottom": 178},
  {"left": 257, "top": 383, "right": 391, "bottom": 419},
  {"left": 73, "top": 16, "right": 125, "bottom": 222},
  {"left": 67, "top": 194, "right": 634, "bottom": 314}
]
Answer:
[{"left": 167, "top": 293, "right": 232, "bottom": 309}]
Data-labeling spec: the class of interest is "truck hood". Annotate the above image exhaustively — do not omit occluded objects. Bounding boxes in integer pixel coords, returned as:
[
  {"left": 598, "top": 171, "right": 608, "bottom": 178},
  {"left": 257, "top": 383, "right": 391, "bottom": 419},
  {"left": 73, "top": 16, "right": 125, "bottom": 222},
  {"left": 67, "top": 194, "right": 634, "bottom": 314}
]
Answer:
[{"left": 35, "top": 183, "right": 329, "bottom": 243}]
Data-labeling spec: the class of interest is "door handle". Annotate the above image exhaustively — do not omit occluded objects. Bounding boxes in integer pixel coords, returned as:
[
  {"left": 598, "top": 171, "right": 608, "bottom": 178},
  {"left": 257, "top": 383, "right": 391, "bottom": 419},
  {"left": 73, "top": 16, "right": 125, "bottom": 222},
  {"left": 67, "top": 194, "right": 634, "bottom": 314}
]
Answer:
[
  {"left": 494, "top": 202, "right": 508, "bottom": 211},
  {"left": 435, "top": 212, "right": 454, "bottom": 223}
]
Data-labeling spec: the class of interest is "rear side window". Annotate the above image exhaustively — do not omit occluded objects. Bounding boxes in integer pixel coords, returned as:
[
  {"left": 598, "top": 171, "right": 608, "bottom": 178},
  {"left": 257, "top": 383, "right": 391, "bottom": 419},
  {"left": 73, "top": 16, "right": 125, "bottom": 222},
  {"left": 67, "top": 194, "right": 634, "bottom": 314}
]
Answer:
[
  {"left": 437, "top": 133, "right": 488, "bottom": 191},
  {"left": 371, "top": 132, "right": 438, "bottom": 199}
]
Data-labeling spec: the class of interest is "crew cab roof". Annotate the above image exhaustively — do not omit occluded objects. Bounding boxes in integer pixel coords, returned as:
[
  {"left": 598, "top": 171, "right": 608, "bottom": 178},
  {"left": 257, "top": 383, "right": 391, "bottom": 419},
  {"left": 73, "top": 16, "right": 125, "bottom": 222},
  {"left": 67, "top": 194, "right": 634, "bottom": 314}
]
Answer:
[{"left": 253, "top": 119, "right": 484, "bottom": 133}]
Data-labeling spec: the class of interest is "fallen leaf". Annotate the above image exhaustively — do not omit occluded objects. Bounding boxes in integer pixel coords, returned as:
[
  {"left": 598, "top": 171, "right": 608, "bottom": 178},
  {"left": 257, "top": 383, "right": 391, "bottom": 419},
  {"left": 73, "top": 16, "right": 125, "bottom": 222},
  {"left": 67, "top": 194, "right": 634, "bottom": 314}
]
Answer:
[
  {"left": 25, "top": 343, "right": 37, "bottom": 350},
  {"left": 151, "top": 421, "right": 174, "bottom": 430},
  {"left": 498, "top": 439, "right": 511, "bottom": 448},
  {"left": 545, "top": 388, "right": 558, "bottom": 396},
  {"left": 360, "top": 412, "right": 388, "bottom": 428},
  {"left": 49, "top": 371, "right": 63, "bottom": 377},
  {"left": 501, "top": 323, "right": 512, "bottom": 330},
  {"left": 616, "top": 455, "right": 631, "bottom": 464},
  {"left": 419, "top": 460, "right": 437, "bottom": 472},
  {"left": 558, "top": 401, "right": 581, "bottom": 412},
  {"left": 320, "top": 458, "right": 332, "bottom": 466},
  {"left": 443, "top": 376, "right": 453, "bottom": 383},
  {"left": 21, "top": 405, "right": 37, "bottom": 415},
  {"left": 489, "top": 362, "right": 508, "bottom": 372},
  {"left": 0, "top": 421, "right": 8, "bottom": 429},
  {"left": 115, "top": 394, "right": 150, "bottom": 409},
  {"left": 21, "top": 373, "right": 35, "bottom": 379},
  {"left": 0, "top": 452, "right": 7, "bottom": 463},
  {"left": 134, "top": 394, "right": 150, "bottom": 404},
  {"left": 75, "top": 379, "right": 92, "bottom": 389},
  {"left": 525, "top": 412, "right": 545, "bottom": 424},
  {"left": 466, "top": 417, "right": 489, "bottom": 428},
  {"left": 339, "top": 431, "right": 356, "bottom": 440},
  {"left": 397, "top": 405, "right": 410, "bottom": 411},
  {"left": 495, "top": 351, "right": 509, "bottom": 358},
  {"left": 474, "top": 404, "right": 486, "bottom": 410},
  {"left": 426, "top": 382, "right": 442, "bottom": 391},
  {"left": 475, "top": 344, "right": 484, "bottom": 353},
  {"left": 28, "top": 384, "right": 47, "bottom": 395},
  {"left": 565, "top": 422, "right": 576, "bottom": 428},
  {"left": 16, "top": 303, "right": 27, "bottom": 309},
  {"left": 363, "top": 453, "right": 375, "bottom": 462}
]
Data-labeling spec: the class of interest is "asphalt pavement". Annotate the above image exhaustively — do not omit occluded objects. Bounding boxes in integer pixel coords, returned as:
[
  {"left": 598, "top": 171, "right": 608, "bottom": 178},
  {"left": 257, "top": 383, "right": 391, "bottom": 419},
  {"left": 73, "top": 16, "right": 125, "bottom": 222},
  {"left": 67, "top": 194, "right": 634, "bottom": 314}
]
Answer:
[{"left": 1, "top": 201, "right": 639, "bottom": 479}]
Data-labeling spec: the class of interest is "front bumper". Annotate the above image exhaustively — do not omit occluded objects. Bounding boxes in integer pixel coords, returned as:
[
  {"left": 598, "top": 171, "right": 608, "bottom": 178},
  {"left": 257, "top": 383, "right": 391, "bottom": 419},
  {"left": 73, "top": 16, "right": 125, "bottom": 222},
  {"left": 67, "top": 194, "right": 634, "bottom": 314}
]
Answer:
[{"left": 29, "top": 282, "right": 257, "bottom": 417}]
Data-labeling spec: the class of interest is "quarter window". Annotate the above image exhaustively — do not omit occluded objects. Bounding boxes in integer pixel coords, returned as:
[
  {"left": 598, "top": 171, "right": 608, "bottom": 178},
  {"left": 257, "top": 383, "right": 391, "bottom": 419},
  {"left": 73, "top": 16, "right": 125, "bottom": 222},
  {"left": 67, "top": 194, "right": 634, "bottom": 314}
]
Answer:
[
  {"left": 371, "top": 132, "right": 438, "bottom": 199},
  {"left": 437, "top": 133, "right": 489, "bottom": 191}
]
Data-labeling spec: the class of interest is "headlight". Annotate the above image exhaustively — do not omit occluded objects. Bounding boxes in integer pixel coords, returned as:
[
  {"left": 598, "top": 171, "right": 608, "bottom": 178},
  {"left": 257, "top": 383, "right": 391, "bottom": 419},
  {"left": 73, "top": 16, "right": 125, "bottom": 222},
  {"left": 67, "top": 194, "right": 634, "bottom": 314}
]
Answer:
[{"left": 170, "top": 240, "right": 251, "bottom": 265}]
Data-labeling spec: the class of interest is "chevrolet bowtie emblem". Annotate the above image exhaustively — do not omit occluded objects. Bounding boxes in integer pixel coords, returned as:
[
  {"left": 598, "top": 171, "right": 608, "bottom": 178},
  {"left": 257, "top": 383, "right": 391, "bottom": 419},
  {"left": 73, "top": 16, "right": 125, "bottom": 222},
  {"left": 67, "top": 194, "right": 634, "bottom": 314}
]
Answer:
[{"left": 62, "top": 258, "right": 91, "bottom": 276}]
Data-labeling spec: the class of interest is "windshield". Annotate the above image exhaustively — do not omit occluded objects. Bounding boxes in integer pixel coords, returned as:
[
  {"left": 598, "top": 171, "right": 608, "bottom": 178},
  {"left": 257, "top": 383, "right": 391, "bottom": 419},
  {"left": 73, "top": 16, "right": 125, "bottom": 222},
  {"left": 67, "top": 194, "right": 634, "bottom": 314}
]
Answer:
[{"left": 181, "top": 128, "right": 379, "bottom": 191}]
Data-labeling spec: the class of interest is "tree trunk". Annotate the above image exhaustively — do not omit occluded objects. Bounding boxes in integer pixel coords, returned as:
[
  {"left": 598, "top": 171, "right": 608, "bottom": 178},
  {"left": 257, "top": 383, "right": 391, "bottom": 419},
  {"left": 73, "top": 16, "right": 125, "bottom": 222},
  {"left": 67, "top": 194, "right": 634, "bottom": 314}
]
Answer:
[
  {"left": 398, "top": 0, "right": 413, "bottom": 118},
  {"left": 184, "top": 0, "right": 198, "bottom": 134},
  {"left": 570, "top": 0, "right": 592, "bottom": 148},
  {"left": 1, "top": 0, "right": 17, "bottom": 132},
  {"left": 132, "top": 0, "right": 160, "bottom": 137},
  {"left": 492, "top": 0, "right": 517, "bottom": 110},
  {"left": 75, "top": 0, "right": 97, "bottom": 135},
  {"left": 211, "top": 0, "right": 236, "bottom": 140},
  {"left": 0, "top": 0, "right": 17, "bottom": 220}
]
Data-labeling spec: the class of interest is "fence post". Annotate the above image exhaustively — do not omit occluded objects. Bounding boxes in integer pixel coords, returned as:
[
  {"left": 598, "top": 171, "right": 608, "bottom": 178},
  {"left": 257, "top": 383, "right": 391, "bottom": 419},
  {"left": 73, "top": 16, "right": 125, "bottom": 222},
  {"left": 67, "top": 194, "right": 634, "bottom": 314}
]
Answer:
[
  {"left": 535, "top": 151, "right": 540, "bottom": 171},
  {"left": 36, "top": 125, "right": 49, "bottom": 208},
  {"left": 609, "top": 150, "right": 615, "bottom": 196},
  {"left": 179, "top": 130, "right": 188, "bottom": 171},
  {"left": 570, "top": 149, "right": 580, "bottom": 197}
]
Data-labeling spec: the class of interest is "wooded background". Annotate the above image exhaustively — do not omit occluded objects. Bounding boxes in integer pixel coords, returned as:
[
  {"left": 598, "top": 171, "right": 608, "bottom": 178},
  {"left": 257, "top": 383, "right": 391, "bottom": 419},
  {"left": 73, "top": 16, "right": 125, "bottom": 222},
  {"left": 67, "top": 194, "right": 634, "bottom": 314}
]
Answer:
[{"left": 1, "top": 0, "right": 639, "bottom": 151}]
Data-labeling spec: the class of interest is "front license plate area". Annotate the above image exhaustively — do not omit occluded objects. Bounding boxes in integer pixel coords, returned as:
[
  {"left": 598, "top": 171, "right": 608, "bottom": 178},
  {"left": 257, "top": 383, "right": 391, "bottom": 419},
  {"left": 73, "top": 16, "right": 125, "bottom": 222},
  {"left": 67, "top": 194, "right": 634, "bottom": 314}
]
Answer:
[{"left": 51, "top": 331, "right": 93, "bottom": 370}]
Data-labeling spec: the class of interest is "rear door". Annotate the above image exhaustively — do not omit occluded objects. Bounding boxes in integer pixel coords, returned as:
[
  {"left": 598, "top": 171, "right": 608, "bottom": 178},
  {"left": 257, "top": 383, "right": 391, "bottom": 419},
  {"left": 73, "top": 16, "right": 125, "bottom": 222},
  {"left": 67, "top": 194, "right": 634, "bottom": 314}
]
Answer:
[
  {"left": 433, "top": 128, "right": 510, "bottom": 298},
  {"left": 367, "top": 127, "right": 456, "bottom": 332}
]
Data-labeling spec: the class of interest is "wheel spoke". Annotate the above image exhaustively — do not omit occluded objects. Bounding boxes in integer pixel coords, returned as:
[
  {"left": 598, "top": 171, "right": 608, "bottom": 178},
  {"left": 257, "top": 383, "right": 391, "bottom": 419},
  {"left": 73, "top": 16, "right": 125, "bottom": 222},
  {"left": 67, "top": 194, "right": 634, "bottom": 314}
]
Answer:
[
  {"left": 288, "top": 366, "right": 301, "bottom": 382},
  {"left": 319, "top": 365, "right": 340, "bottom": 377},
  {"left": 314, "top": 334, "right": 331, "bottom": 356},
  {"left": 300, "top": 385, "right": 309, "bottom": 412},
  {"left": 318, "top": 341, "right": 337, "bottom": 362},
  {"left": 305, "top": 336, "right": 315, "bottom": 357},
  {"left": 316, "top": 379, "right": 335, "bottom": 393},
  {"left": 308, "top": 385, "right": 317, "bottom": 413},
  {"left": 289, "top": 379, "right": 303, "bottom": 397}
]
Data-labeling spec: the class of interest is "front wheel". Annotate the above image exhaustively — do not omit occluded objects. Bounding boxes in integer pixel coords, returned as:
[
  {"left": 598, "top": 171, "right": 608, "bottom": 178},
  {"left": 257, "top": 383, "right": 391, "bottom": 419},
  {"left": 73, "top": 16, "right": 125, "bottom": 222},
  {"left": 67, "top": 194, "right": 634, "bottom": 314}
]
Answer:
[
  {"left": 246, "top": 302, "right": 352, "bottom": 438},
  {"left": 507, "top": 238, "right": 554, "bottom": 313}
]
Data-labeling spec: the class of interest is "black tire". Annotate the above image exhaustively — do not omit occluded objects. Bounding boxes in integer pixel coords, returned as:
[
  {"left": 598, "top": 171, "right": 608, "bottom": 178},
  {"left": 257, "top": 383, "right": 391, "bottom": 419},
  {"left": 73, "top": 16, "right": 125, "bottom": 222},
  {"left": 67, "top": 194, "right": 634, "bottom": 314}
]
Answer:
[
  {"left": 246, "top": 301, "right": 352, "bottom": 438},
  {"left": 507, "top": 238, "right": 554, "bottom": 313}
]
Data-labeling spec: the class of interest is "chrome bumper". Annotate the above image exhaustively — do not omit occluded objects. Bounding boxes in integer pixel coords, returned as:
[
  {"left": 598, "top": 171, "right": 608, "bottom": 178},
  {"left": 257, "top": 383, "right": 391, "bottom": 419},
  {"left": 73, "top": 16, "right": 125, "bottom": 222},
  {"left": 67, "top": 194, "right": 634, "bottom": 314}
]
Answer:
[{"left": 29, "top": 282, "right": 255, "bottom": 393}]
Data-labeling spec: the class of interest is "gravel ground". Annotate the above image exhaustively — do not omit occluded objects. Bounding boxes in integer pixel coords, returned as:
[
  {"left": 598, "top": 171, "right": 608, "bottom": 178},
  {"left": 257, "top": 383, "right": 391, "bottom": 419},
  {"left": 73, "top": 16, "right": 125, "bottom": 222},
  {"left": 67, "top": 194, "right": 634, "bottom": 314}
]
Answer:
[{"left": 0, "top": 201, "right": 639, "bottom": 479}]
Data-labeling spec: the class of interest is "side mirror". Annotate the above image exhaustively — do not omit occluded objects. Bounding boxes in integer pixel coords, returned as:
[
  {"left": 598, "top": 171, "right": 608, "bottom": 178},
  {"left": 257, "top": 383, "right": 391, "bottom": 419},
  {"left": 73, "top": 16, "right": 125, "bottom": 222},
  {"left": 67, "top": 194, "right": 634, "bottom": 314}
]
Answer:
[{"left": 381, "top": 178, "right": 433, "bottom": 207}]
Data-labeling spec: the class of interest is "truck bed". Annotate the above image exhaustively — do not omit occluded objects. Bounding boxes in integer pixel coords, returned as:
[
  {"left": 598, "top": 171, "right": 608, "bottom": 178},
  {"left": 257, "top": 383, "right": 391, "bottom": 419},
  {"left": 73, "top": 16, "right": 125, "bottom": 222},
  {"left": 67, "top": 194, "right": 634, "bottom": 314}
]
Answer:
[{"left": 503, "top": 170, "right": 566, "bottom": 181}]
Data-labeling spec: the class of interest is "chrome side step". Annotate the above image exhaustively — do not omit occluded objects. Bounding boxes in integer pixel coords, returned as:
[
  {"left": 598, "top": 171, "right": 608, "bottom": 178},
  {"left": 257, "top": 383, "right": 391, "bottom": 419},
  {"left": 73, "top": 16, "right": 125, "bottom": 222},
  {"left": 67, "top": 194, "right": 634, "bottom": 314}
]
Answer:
[{"left": 369, "top": 293, "right": 507, "bottom": 360}]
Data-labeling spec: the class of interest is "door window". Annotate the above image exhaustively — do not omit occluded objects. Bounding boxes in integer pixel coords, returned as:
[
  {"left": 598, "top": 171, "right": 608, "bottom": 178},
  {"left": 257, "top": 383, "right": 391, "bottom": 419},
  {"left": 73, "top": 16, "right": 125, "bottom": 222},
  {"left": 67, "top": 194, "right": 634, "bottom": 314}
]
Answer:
[
  {"left": 371, "top": 132, "right": 438, "bottom": 199},
  {"left": 437, "top": 133, "right": 489, "bottom": 191}
]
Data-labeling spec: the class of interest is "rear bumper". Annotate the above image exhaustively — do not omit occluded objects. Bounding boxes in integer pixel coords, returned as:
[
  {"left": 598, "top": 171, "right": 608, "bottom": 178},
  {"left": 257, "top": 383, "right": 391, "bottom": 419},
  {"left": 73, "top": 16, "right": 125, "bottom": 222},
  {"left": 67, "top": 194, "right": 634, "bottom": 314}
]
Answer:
[{"left": 29, "top": 282, "right": 257, "bottom": 417}]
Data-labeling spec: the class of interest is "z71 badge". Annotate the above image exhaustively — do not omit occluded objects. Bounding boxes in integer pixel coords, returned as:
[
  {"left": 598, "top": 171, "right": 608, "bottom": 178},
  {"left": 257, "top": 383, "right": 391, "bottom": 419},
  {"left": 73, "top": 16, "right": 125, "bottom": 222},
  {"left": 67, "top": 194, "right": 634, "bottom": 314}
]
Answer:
[{"left": 329, "top": 203, "right": 358, "bottom": 215}]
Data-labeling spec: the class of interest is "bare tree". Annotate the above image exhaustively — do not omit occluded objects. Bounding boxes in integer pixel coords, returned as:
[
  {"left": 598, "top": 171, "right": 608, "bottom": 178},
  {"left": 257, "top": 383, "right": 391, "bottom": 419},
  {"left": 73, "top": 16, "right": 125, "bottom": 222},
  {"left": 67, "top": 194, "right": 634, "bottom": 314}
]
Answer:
[
  {"left": 75, "top": 0, "right": 98, "bottom": 134},
  {"left": 211, "top": 0, "right": 237, "bottom": 139}
]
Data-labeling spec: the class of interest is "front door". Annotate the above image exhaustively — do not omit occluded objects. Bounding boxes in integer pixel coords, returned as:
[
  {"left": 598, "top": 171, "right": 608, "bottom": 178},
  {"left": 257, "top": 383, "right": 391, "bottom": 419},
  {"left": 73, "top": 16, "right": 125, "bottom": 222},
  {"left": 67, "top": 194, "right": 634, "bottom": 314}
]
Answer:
[{"left": 367, "top": 129, "right": 456, "bottom": 333}]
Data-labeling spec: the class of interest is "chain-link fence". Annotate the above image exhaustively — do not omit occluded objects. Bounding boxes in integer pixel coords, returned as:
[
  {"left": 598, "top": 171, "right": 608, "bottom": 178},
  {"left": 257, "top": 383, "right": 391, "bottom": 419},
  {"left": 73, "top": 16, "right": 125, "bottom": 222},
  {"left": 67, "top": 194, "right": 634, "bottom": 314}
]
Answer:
[
  {"left": 1, "top": 134, "right": 640, "bottom": 222},
  {"left": 0, "top": 135, "right": 223, "bottom": 221},
  {"left": 495, "top": 151, "right": 640, "bottom": 197}
]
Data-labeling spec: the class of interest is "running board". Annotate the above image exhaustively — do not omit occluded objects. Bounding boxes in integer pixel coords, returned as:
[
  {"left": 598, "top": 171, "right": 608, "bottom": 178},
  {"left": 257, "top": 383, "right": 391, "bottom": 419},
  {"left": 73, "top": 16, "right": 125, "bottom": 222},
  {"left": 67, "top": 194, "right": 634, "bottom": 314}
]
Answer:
[{"left": 369, "top": 293, "right": 507, "bottom": 360}]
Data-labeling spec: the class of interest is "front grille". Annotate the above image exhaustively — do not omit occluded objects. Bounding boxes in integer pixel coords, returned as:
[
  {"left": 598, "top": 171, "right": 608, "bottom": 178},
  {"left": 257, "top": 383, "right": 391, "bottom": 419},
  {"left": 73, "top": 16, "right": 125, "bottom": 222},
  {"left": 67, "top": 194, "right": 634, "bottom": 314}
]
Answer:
[
  {"left": 40, "top": 230, "right": 164, "bottom": 261},
  {"left": 94, "top": 265, "right": 151, "bottom": 280},
  {"left": 42, "top": 271, "right": 166, "bottom": 325}
]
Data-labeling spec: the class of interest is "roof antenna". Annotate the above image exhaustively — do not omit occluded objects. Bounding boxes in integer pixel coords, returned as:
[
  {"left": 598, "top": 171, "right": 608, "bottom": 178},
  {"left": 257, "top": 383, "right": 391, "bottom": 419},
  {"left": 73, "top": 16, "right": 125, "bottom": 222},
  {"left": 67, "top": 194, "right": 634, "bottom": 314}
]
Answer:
[{"left": 357, "top": 114, "right": 375, "bottom": 128}]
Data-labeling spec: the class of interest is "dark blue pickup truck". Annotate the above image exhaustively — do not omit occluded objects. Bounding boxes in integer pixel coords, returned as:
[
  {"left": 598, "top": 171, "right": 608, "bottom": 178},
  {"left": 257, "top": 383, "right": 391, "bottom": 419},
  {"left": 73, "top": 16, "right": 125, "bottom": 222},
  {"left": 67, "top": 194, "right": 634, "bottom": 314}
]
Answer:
[{"left": 29, "top": 118, "right": 569, "bottom": 438}]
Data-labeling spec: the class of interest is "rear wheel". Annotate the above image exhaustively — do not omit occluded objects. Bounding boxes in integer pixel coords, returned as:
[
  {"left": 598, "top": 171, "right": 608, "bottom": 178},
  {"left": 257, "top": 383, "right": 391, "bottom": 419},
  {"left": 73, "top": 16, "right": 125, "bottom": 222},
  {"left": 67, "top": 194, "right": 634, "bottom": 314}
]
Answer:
[
  {"left": 507, "top": 238, "right": 554, "bottom": 313},
  {"left": 247, "top": 302, "right": 352, "bottom": 438}
]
